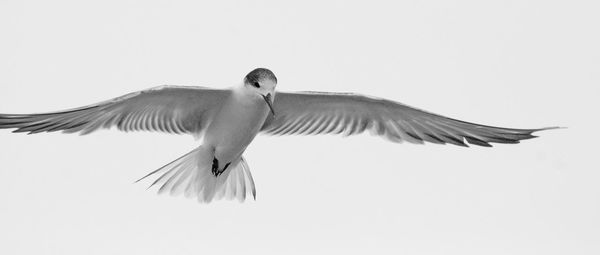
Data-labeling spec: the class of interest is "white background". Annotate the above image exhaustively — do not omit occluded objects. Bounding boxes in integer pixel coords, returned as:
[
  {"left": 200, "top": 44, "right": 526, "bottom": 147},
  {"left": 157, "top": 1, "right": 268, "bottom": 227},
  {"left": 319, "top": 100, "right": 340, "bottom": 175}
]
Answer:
[{"left": 0, "top": 1, "right": 598, "bottom": 254}]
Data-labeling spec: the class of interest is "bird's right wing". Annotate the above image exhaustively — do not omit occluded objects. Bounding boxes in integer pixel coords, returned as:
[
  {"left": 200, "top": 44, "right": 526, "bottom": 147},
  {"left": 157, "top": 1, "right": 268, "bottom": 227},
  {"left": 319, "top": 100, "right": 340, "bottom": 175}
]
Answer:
[{"left": 0, "top": 86, "right": 229, "bottom": 136}]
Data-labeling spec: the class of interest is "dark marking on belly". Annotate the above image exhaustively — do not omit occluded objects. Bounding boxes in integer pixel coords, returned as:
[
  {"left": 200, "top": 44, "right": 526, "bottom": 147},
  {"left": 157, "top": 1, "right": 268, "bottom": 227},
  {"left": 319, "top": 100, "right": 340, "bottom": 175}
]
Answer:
[
  {"left": 211, "top": 157, "right": 220, "bottom": 176},
  {"left": 211, "top": 157, "right": 232, "bottom": 177},
  {"left": 222, "top": 162, "right": 231, "bottom": 172}
]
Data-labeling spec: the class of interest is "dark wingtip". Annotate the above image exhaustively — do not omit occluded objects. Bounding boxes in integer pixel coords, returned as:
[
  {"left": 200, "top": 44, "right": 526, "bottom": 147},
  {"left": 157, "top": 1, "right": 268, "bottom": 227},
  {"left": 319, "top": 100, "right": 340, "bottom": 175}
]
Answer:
[
  {"left": 535, "top": 126, "right": 566, "bottom": 132},
  {"left": 522, "top": 126, "right": 564, "bottom": 140}
]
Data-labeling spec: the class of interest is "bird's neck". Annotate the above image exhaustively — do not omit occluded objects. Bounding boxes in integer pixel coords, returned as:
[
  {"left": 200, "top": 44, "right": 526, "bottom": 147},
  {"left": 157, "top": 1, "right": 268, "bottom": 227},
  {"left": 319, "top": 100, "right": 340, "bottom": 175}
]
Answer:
[{"left": 231, "top": 83, "right": 260, "bottom": 104}]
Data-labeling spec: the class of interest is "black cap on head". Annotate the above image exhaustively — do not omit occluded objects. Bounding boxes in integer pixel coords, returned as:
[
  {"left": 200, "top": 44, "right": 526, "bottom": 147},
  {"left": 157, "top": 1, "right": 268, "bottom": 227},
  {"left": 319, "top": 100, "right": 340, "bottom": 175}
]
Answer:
[{"left": 244, "top": 68, "right": 277, "bottom": 84}]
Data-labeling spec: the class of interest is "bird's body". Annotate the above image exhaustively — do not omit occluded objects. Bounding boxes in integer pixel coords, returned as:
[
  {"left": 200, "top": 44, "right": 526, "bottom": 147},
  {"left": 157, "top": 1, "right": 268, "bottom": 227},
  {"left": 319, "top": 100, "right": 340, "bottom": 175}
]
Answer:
[
  {"left": 0, "top": 68, "right": 559, "bottom": 203},
  {"left": 203, "top": 86, "right": 271, "bottom": 169}
]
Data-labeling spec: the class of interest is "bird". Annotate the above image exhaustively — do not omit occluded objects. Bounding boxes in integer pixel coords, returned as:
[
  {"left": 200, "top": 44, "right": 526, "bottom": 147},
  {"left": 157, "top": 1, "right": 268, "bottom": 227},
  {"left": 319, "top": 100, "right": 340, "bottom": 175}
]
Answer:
[{"left": 0, "top": 68, "right": 559, "bottom": 203}]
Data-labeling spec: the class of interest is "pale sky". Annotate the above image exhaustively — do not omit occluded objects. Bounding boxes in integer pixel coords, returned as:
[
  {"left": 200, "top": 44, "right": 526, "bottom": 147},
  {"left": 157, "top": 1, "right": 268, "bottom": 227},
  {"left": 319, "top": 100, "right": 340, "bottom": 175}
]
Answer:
[{"left": 0, "top": 1, "right": 598, "bottom": 254}]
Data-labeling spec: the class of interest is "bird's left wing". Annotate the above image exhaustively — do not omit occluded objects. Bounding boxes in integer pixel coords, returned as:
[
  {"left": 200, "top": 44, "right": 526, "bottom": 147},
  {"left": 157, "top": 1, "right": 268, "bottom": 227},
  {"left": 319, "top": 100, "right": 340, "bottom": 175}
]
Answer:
[
  {"left": 260, "top": 91, "right": 558, "bottom": 147},
  {"left": 0, "top": 86, "right": 228, "bottom": 136}
]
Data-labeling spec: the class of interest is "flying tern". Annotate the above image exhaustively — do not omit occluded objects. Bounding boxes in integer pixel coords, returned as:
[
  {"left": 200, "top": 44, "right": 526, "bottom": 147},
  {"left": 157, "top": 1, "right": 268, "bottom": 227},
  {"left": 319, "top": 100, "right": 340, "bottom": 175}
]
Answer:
[{"left": 0, "top": 68, "right": 558, "bottom": 203}]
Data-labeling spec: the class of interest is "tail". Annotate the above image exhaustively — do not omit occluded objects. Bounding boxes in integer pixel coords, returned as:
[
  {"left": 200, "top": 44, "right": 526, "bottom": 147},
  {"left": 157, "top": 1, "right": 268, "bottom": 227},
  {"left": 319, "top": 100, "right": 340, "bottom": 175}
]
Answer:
[{"left": 135, "top": 146, "right": 256, "bottom": 203}]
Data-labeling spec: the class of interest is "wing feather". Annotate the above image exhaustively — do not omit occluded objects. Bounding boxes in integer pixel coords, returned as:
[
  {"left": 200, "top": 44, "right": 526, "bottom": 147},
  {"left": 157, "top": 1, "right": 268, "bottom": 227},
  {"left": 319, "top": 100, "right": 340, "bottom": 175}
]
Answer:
[
  {"left": 261, "top": 91, "right": 558, "bottom": 147},
  {"left": 0, "top": 86, "right": 228, "bottom": 136}
]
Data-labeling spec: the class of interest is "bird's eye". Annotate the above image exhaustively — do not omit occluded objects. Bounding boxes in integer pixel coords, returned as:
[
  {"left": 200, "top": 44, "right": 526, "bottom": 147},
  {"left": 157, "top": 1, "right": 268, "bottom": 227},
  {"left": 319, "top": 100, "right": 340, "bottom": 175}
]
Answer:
[{"left": 252, "top": 82, "right": 260, "bottom": 88}]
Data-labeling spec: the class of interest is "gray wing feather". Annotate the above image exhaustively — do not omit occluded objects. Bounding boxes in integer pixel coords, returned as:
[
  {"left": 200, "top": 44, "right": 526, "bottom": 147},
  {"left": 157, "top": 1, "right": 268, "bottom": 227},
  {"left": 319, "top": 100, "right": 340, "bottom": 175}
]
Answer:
[
  {"left": 0, "top": 86, "right": 228, "bottom": 135},
  {"left": 261, "top": 91, "right": 558, "bottom": 147}
]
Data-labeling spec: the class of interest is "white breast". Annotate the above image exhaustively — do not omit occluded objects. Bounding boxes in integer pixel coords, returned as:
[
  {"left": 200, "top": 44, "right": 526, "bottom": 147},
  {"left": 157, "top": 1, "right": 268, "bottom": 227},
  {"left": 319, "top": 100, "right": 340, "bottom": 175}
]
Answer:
[{"left": 202, "top": 88, "right": 270, "bottom": 163}]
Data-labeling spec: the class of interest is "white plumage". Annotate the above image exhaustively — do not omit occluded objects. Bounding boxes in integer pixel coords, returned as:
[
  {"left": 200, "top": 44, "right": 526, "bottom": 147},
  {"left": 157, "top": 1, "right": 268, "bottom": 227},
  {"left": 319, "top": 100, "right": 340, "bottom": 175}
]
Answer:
[{"left": 0, "top": 68, "right": 558, "bottom": 203}]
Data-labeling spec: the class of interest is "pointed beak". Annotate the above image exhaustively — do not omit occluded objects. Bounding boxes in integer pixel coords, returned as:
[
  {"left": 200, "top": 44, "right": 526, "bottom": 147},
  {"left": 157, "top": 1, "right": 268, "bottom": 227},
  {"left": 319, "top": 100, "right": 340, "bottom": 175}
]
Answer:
[{"left": 262, "top": 93, "right": 275, "bottom": 116}]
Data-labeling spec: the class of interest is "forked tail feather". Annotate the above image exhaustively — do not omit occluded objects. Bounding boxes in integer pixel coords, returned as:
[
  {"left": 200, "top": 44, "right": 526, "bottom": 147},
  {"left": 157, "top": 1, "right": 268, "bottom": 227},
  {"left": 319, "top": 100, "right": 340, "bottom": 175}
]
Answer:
[{"left": 135, "top": 146, "right": 256, "bottom": 203}]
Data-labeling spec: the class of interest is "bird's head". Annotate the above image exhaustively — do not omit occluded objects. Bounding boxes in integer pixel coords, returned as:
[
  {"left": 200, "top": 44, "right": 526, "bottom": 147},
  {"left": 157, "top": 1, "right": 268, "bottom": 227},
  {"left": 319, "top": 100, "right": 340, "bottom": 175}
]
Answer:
[{"left": 244, "top": 68, "right": 277, "bottom": 115}]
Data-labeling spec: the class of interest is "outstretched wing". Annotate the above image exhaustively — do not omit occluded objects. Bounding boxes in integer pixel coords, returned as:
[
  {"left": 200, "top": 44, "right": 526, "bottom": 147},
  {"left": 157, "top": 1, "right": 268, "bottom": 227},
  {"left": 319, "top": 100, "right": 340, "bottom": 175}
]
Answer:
[
  {"left": 0, "top": 86, "right": 228, "bottom": 136},
  {"left": 260, "top": 91, "right": 558, "bottom": 147}
]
